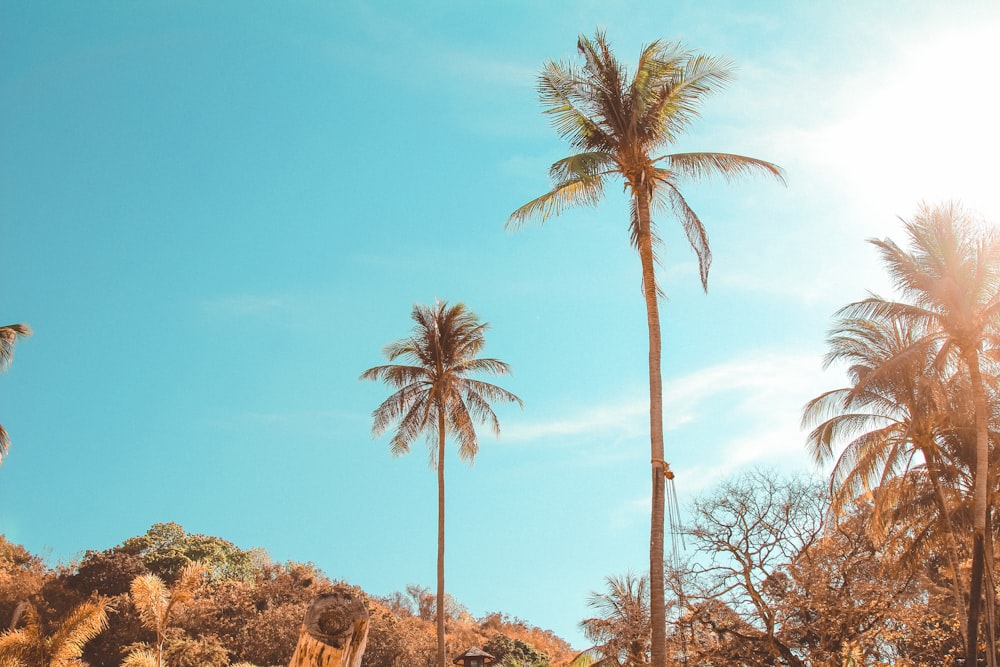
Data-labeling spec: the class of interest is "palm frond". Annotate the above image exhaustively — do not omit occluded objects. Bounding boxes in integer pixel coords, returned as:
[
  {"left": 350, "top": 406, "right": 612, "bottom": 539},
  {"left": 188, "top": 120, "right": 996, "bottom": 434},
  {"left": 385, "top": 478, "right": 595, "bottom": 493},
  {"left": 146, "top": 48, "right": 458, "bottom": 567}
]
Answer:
[
  {"left": 507, "top": 174, "right": 607, "bottom": 229},
  {"left": 0, "top": 604, "right": 44, "bottom": 667},
  {"left": 388, "top": 393, "right": 433, "bottom": 457},
  {"left": 0, "top": 425, "right": 8, "bottom": 467},
  {"left": 445, "top": 401, "right": 478, "bottom": 462},
  {"left": 576, "top": 31, "right": 630, "bottom": 143},
  {"left": 647, "top": 51, "right": 734, "bottom": 145},
  {"left": 369, "top": 383, "right": 427, "bottom": 438},
  {"left": 538, "top": 60, "right": 609, "bottom": 150},
  {"left": 130, "top": 575, "right": 168, "bottom": 636},
  {"left": 661, "top": 182, "right": 711, "bottom": 291},
  {"left": 170, "top": 563, "right": 205, "bottom": 604},
  {"left": 462, "top": 378, "right": 523, "bottom": 409},
  {"left": 0, "top": 324, "right": 31, "bottom": 372},
  {"left": 121, "top": 649, "right": 159, "bottom": 667},
  {"left": 629, "top": 39, "right": 682, "bottom": 123},
  {"left": 47, "top": 598, "right": 110, "bottom": 667},
  {"left": 657, "top": 152, "right": 785, "bottom": 185},
  {"left": 360, "top": 363, "right": 428, "bottom": 389},
  {"left": 452, "top": 357, "right": 513, "bottom": 378},
  {"left": 547, "top": 151, "right": 618, "bottom": 185},
  {"left": 835, "top": 297, "right": 941, "bottom": 334},
  {"left": 0, "top": 629, "right": 41, "bottom": 667}
]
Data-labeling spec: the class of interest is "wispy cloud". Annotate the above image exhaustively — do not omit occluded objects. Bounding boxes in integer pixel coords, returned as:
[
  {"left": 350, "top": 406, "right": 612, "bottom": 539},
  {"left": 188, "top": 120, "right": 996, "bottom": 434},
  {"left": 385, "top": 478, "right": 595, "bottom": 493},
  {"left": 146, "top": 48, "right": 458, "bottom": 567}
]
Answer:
[
  {"left": 506, "top": 348, "right": 834, "bottom": 463},
  {"left": 559, "top": 351, "right": 838, "bottom": 528},
  {"left": 503, "top": 399, "right": 647, "bottom": 443}
]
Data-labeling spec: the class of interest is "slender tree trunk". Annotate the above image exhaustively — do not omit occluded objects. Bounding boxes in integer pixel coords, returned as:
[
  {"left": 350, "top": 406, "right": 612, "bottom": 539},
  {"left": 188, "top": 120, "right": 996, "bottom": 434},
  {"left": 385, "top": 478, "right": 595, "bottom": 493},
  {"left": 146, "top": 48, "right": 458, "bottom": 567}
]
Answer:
[
  {"left": 437, "top": 409, "right": 447, "bottom": 667},
  {"left": 985, "top": 509, "right": 997, "bottom": 667},
  {"left": 927, "top": 451, "right": 970, "bottom": 640},
  {"left": 971, "top": 536, "right": 986, "bottom": 666},
  {"left": 635, "top": 185, "right": 667, "bottom": 667},
  {"left": 967, "top": 348, "right": 990, "bottom": 666}
]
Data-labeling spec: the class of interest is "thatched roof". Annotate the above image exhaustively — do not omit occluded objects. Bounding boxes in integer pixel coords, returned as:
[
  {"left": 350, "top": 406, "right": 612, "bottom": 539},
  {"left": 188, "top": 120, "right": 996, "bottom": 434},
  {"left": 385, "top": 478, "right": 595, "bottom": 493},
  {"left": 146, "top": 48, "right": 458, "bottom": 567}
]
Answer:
[{"left": 453, "top": 647, "right": 496, "bottom": 665}]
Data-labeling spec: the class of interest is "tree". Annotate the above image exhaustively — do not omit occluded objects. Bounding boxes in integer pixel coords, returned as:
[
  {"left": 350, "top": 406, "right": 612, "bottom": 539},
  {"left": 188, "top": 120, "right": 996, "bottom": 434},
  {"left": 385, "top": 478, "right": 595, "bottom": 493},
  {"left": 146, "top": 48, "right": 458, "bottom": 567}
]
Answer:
[
  {"left": 118, "top": 523, "right": 262, "bottom": 583},
  {"left": 0, "top": 323, "right": 32, "bottom": 462},
  {"left": 0, "top": 598, "right": 110, "bottom": 667},
  {"left": 802, "top": 297, "right": 974, "bottom": 638},
  {"left": 126, "top": 564, "right": 204, "bottom": 667},
  {"left": 361, "top": 301, "right": 522, "bottom": 667},
  {"left": 834, "top": 202, "right": 1000, "bottom": 664},
  {"left": 506, "top": 31, "right": 784, "bottom": 667},
  {"left": 482, "top": 633, "right": 550, "bottom": 667},
  {"left": 0, "top": 538, "right": 49, "bottom": 631},
  {"left": 674, "top": 470, "right": 824, "bottom": 667},
  {"left": 776, "top": 504, "right": 928, "bottom": 666},
  {"left": 576, "top": 573, "right": 649, "bottom": 667}
]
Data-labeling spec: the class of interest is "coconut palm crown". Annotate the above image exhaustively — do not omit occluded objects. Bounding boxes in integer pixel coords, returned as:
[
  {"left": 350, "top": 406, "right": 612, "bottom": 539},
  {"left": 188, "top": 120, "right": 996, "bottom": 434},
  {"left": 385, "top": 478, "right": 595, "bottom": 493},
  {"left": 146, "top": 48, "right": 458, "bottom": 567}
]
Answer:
[
  {"left": 507, "top": 30, "right": 784, "bottom": 667},
  {"left": 361, "top": 300, "right": 521, "bottom": 667}
]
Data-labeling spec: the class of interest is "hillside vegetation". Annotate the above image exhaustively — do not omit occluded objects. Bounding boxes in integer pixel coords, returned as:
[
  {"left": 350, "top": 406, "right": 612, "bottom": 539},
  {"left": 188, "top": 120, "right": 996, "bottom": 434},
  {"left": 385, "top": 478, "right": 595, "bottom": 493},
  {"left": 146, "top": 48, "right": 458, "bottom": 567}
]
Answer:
[{"left": 0, "top": 523, "right": 573, "bottom": 667}]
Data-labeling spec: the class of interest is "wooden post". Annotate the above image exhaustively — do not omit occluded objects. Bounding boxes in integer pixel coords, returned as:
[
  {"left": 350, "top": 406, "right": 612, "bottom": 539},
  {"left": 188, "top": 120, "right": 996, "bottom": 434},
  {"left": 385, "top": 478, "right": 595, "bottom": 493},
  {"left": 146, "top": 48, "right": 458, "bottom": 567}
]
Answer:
[{"left": 288, "top": 591, "right": 370, "bottom": 667}]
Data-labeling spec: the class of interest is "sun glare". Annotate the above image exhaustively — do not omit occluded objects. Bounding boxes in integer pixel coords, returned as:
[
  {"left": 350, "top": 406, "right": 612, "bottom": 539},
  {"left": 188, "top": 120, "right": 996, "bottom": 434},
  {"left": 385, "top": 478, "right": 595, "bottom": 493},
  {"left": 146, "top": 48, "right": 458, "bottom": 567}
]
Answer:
[{"left": 813, "top": 19, "right": 1000, "bottom": 226}]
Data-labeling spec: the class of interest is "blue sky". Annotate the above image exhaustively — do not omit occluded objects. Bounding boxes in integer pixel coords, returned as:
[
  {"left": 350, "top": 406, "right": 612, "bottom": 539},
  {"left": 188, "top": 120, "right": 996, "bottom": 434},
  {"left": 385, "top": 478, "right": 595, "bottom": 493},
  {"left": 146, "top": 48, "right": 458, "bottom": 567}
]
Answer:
[{"left": 3, "top": 0, "right": 1000, "bottom": 650}]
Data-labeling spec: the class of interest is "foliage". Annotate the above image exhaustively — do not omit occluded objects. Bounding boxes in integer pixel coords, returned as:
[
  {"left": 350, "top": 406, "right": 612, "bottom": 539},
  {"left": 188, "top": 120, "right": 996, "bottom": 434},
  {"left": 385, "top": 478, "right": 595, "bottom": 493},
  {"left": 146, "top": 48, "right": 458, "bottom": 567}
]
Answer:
[
  {"left": 0, "top": 598, "right": 110, "bottom": 667},
  {"left": 119, "top": 523, "right": 264, "bottom": 583},
  {"left": 0, "top": 537, "right": 49, "bottom": 630},
  {"left": 127, "top": 564, "right": 204, "bottom": 667},
  {"left": 662, "top": 468, "right": 972, "bottom": 666},
  {"left": 483, "top": 633, "right": 551, "bottom": 667},
  {"left": 577, "top": 573, "right": 648, "bottom": 667},
  {"left": 804, "top": 201, "right": 1000, "bottom": 664},
  {"left": 671, "top": 470, "right": 824, "bottom": 667},
  {"left": 162, "top": 631, "right": 229, "bottom": 667},
  {"left": 0, "top": 323, "right": 32, "bottom": 462}
]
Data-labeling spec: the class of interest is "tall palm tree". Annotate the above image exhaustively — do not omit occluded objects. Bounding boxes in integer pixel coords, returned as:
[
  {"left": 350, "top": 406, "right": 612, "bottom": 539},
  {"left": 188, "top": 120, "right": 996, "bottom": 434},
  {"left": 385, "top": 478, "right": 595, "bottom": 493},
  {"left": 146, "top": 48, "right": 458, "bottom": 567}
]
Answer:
[
  {"left": 506, "top": 31, "right": 784, "bottom": 667},
  {"left": 361, "top": 300, "right": 522, "bottom": 667},
  {"left": 834, "top": 202, "right": 1000, "bottom": 665},
  {"left": 0, "top": 323, "right": 32, "bottom": 463},
  {"left": 0, "top": 598, "right": 110, "bottom": 667}
]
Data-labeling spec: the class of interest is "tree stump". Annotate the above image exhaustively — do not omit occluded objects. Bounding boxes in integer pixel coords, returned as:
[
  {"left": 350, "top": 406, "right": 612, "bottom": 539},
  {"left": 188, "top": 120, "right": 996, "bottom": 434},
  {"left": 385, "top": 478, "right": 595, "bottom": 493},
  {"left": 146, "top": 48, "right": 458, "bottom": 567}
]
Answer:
[{"left": 288, "top": 591, "right": 370, "bottom": 667}]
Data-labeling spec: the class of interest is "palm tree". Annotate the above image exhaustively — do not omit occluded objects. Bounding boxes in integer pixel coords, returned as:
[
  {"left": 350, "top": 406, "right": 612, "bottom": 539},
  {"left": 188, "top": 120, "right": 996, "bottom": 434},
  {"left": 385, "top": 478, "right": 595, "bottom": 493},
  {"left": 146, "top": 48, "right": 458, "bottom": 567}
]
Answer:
[
  {"left": 802, "top": 309, "right": 972, "bottom": 636},
  {"left": 575, "top": 572, "right": 650, "bottom": 667},
  {"left": 0, "top": 323, "right": 32, "bottom": 463},
  {"left": 0, "top": 598, "right": 110, "bottom": 667},
  {"left": 126, "top": 563, "right": 204, "bottom": 667},
  {"left": 361, "top": 300, "right": 522, "bottom": 667},
  {"left": 834, "top": 202, "right": 1000, "bottom": 665},
  {"left": 506, "top": 30, "right": 784, "bottom": 667}
]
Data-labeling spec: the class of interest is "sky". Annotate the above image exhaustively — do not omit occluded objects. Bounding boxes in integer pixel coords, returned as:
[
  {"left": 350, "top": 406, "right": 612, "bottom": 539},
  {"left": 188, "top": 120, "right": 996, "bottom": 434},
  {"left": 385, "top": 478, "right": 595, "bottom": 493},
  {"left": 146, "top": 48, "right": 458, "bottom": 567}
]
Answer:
[{"left": 3, "top": 0, "right": 1000, "bottom": 651}]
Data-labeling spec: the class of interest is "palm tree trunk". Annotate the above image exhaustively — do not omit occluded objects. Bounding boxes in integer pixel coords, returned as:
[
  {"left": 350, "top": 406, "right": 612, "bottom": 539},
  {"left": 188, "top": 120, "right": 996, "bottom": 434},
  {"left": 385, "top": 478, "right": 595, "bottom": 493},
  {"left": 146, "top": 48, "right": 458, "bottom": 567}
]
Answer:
[
  {"left": 985, "top": 509, "right": 997, "bottom": 667},
  {"left": 635, "top": 185, "right": 667, "bottom": 667},
  {"left": 437, "top": 409, "right": 447, "bottom": 667},
  {"left": 926, "top": 451, "right": 970, "bottom": 640},
  {"left": 967, "top": 347, "right": 990, "bottom": 666}
]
